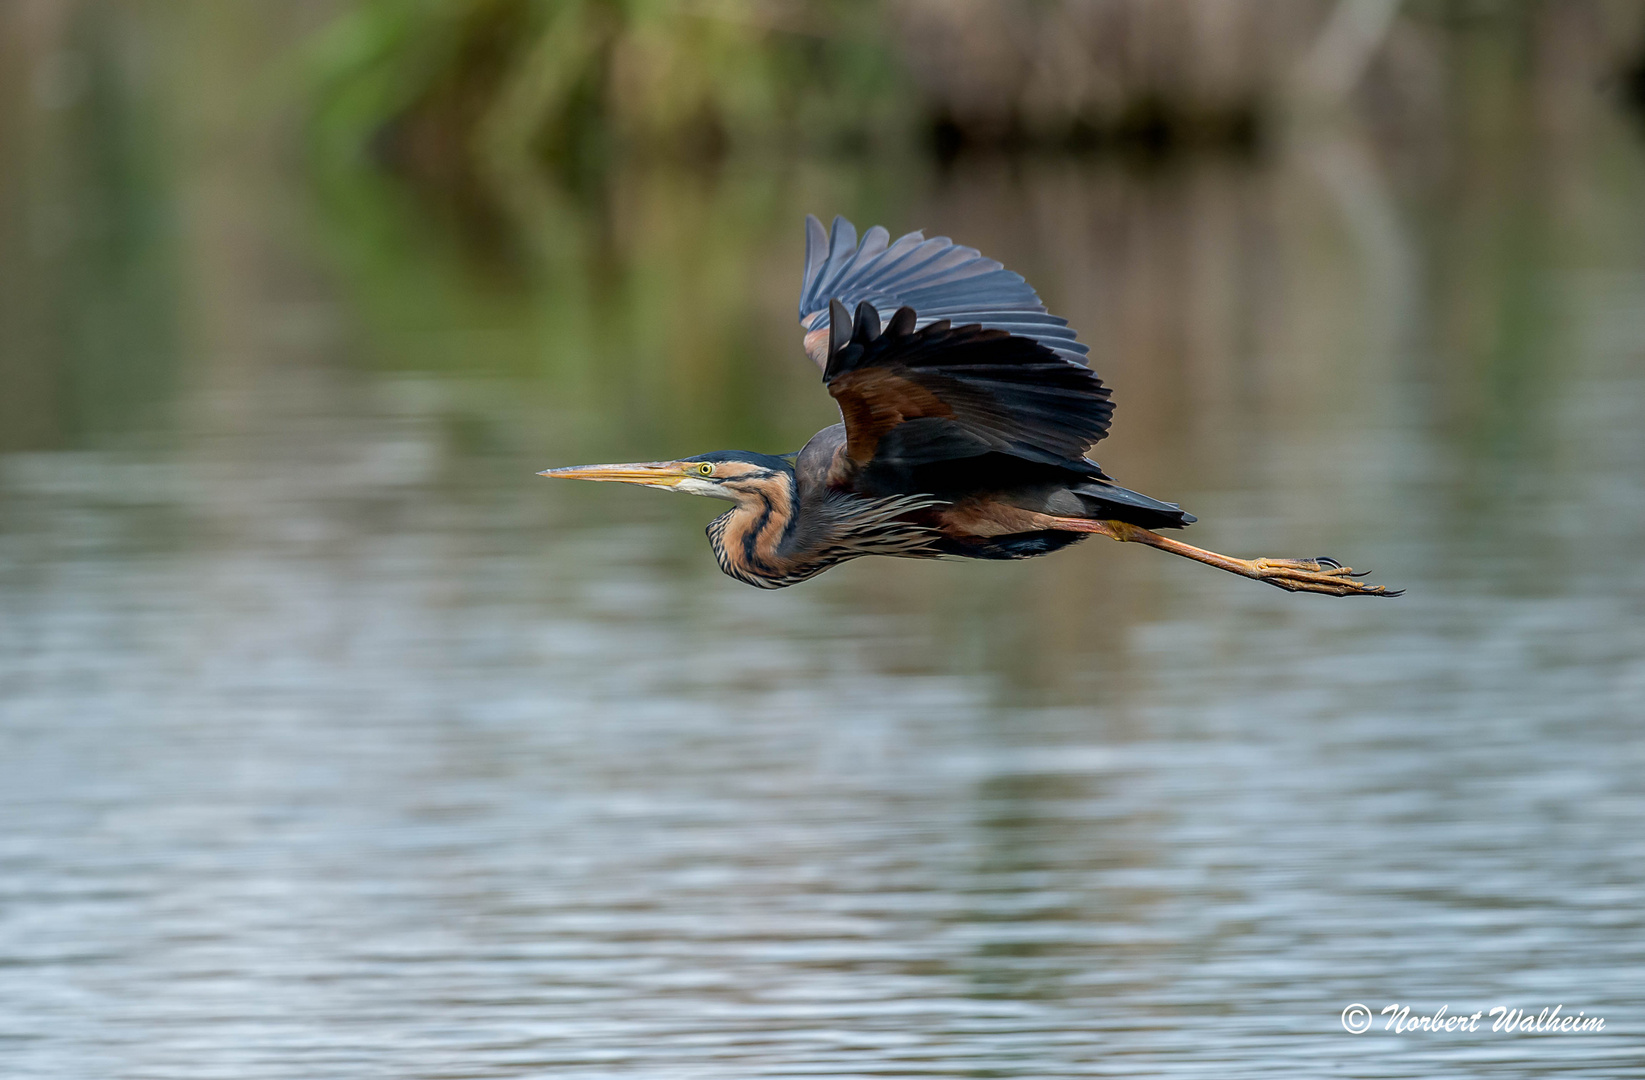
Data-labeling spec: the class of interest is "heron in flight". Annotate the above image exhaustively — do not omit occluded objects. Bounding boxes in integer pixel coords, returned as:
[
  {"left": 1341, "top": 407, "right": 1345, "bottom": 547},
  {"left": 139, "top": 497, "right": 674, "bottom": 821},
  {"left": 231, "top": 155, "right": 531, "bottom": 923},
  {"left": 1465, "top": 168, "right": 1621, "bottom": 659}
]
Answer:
[{"left": 541, "top": 216, "right": 1398, "bottom": 597}]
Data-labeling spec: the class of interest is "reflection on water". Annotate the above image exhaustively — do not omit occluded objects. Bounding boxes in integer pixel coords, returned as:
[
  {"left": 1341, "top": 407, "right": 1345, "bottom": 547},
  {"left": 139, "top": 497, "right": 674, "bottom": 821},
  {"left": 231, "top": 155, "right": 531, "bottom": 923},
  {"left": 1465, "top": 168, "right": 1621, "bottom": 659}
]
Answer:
[{"left": 3, "top": 8, "right": 1644, "bottom": 1079}]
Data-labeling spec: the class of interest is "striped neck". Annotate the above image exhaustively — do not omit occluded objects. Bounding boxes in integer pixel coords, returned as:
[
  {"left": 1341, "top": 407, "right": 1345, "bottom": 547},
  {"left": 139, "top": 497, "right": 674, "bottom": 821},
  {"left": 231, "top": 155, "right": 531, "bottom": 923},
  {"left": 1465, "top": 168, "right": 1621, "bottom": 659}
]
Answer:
[
  {"left": 705, "top": 482, "right": 944, "bottom": 589},
  {"left": 704, "top": 472, "right": 820, "bottom": 589}
]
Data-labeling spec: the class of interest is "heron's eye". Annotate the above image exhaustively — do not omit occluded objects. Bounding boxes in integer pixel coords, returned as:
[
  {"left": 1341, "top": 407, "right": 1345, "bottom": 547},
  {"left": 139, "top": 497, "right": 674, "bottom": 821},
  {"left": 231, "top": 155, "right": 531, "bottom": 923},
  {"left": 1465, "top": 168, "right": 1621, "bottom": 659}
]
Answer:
[{"left": 696, "top": 463, "right": 715, "bottom": 476}]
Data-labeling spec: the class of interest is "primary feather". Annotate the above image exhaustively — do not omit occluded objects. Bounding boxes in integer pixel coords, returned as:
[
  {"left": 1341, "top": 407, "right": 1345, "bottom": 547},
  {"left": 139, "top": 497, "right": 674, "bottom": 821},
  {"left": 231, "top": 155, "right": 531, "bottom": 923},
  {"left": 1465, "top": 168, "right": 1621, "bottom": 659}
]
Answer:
[{"left": 797, "top": 214, "right": 1089, "bottom": 367}]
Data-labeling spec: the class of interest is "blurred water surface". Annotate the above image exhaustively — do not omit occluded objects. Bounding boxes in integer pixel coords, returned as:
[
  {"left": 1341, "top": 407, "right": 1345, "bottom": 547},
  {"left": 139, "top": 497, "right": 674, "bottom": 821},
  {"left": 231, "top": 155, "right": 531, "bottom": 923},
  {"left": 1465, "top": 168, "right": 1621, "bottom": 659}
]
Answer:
[{"left": 2, "top": 6, "right": 1644, "bottom": 1078}]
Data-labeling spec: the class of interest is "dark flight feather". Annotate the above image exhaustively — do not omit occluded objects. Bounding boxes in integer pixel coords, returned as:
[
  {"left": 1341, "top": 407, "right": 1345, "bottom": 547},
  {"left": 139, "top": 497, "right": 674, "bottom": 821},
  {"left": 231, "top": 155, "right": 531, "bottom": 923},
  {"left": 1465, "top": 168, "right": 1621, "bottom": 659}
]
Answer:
[{"left": 799, "top": 215, "right": 1088, "bottom": 366}]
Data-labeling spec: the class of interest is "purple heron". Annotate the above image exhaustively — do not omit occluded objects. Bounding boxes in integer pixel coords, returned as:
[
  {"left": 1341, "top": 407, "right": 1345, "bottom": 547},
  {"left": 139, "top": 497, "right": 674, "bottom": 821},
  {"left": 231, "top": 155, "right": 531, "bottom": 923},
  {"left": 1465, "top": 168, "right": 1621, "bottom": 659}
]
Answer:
[{"left": 541, "top": 216, "right": 1398, "bottom": 597}]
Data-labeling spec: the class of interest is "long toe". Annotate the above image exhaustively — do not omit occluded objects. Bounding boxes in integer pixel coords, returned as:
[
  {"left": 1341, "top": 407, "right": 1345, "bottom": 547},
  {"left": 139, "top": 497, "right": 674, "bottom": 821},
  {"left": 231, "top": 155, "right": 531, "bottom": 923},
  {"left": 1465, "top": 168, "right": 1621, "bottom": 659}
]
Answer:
[
  {"left": 1255, "top": 557, "right": 1356, "bottom": 577},
  {"left": 1252, "top": 558, "right": 1400, "bottom": 597}
]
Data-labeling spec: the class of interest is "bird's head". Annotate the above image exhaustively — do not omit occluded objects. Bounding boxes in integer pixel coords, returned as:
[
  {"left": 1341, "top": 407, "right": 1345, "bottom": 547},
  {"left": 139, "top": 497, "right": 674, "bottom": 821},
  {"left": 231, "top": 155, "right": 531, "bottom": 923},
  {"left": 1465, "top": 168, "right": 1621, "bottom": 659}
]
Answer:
[{"left": 538, "top": 450, "right": 795, "bottom": 504}]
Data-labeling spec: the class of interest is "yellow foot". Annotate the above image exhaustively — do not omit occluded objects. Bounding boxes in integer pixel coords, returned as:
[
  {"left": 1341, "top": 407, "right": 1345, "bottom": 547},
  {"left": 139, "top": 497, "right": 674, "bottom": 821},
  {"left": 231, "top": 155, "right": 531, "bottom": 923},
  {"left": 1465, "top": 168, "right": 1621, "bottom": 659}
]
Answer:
[
  {"left": 1088, "top": 521, "right": 1405, "bottom": 598},
  {"left": 1248, "top": 556, "right": 1402, "bottom": 597}
]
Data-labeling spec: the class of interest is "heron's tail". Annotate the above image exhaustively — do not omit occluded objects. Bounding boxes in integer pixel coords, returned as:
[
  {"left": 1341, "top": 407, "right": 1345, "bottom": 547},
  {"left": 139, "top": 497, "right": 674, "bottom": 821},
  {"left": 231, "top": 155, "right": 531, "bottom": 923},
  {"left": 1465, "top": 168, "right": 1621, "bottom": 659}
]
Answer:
[{"left": 1074, "top": 481, "right": 1196, "bottom": 530}]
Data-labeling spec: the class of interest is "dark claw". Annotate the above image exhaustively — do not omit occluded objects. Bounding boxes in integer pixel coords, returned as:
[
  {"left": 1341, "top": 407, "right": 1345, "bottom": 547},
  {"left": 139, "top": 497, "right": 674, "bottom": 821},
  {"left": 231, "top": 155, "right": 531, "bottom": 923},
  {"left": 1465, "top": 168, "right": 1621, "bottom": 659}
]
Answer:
[
  {"left": 1348, "top": 569, "right": 1372, "bottom": 578},
  {"left": 1315, "top": 556, "right": 1342, "bottom": 569},
  {"left": 1382, "top": 589, "right": 1406, "bottom": 597}
]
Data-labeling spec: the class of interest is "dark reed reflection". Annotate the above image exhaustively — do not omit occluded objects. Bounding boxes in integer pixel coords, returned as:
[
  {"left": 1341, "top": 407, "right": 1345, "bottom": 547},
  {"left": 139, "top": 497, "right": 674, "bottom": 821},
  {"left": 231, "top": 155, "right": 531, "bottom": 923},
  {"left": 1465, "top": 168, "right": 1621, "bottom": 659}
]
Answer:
[{"left": 2, "top": 4, "right": 1643, "bottom": 1078}]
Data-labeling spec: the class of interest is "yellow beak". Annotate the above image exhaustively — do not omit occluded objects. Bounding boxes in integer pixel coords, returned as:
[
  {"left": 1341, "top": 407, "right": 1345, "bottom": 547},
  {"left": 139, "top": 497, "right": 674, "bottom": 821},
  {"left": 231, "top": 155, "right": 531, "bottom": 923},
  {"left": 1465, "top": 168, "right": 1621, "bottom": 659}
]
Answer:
[{"left": 536, "top": 461, "right": 696, "bottom": 487}]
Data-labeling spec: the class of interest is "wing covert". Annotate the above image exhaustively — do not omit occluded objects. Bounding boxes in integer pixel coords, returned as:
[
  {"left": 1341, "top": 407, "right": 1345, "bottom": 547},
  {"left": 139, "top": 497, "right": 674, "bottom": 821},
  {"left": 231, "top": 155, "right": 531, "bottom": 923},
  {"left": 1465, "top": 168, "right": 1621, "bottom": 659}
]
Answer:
[{"left": 822, "top": 300, "right": 1112, "bottom": 480}]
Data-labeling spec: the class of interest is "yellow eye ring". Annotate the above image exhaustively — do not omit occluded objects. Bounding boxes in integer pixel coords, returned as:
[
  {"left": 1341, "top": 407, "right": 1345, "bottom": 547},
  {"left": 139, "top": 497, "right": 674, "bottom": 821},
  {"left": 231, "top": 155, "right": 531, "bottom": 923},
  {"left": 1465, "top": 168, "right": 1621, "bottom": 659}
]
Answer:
[{"left": 696, "top": 462, "right": 715, "bottom": 476}]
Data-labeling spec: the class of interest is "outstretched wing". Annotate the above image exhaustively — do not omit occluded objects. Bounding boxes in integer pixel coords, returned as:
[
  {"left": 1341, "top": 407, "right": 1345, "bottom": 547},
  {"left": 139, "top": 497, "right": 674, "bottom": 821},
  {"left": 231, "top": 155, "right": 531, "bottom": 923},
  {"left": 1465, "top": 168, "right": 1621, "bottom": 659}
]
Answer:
[
  {"left": 797, "top": 214, "right": 1089, "bottom": 368},
  {"left": 822, "top": 300, "right": 1113, "bottom": 480}
]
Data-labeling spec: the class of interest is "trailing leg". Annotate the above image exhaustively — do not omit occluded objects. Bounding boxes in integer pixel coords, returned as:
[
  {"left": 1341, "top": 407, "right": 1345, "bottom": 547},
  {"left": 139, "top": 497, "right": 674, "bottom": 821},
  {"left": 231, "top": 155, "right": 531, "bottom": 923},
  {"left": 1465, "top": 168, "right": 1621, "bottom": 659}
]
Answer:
[{"left": 1055, "top": 518, "right": 1401, "bottom": 597}]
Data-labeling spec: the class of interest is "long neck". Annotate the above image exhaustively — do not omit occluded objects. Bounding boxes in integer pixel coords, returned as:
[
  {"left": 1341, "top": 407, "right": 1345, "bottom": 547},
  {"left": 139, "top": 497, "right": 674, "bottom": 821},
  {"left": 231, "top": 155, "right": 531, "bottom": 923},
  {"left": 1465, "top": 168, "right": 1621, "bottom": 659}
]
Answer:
[
  {"left": 705, "top": 473, "right": 830, "bottom": 589},
  {"left": 705, "top": 474, "right": 947, "bottom": 589}
]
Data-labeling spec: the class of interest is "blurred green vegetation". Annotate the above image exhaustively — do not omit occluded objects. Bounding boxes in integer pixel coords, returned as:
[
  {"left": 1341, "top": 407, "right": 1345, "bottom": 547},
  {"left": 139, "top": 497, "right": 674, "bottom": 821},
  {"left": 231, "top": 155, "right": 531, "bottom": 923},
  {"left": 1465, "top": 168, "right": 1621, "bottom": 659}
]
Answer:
[
  {"left": 0, "top": 2, "right": 181, "bottom": 453},
  {"left": 306, "top": 0, "right": 907, "bottom": 189}
]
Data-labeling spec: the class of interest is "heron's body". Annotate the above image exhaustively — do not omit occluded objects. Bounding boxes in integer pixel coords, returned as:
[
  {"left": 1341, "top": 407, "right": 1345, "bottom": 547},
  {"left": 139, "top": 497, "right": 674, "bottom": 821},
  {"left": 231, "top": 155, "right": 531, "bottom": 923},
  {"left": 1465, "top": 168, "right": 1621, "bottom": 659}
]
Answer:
[{"left": 544, "top": 217, "right": 1397, "bottom": 598}]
